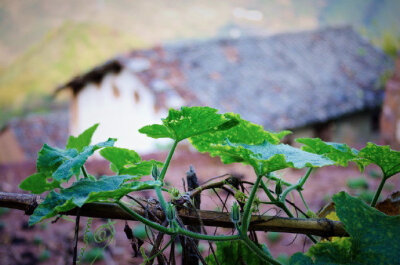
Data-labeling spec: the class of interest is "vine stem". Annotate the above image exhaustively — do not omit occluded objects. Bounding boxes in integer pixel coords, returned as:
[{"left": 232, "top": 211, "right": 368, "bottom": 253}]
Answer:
[
  {"left": 117, "top": 201, "right": 240, "bottom": 242},
  {"left": 280, "top": 168, "right": 313, "bottom": 203},
  {"left": 159, "top": 140, "right": 178, "bottom": 183},
  {"left": 241, "top": 174, "right": 263, "bottom": 234},
  {"left": 371, "top": 175, "right": 388, "bottom": 207}
]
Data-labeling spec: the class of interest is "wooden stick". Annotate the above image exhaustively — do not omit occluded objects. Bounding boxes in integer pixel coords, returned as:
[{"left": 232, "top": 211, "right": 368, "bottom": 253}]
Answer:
[{"left": 0, "top": 192, "right": 347, "bottom": 237}]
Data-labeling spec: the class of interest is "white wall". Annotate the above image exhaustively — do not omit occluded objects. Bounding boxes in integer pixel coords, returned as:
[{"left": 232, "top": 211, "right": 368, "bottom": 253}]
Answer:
[{"left": 71, "top": 69, "right": 171, "bottom": 153}]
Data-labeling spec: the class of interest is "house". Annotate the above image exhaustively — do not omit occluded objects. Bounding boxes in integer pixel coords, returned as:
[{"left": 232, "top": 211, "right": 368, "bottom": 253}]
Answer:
[
  {"left": 0, "top": 111, "right": 69, "bottom": 163},
  {"left": 381, "top": 55, "right": 400, "bottom": 149},
  {"left": 56, "top": 26, "right": 392, "bottom": 153}
]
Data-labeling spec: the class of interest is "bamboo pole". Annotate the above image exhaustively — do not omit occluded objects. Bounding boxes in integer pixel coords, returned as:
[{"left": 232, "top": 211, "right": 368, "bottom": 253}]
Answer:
[{"left": 0, "top": 191, "right": 347, "bottom": 237}]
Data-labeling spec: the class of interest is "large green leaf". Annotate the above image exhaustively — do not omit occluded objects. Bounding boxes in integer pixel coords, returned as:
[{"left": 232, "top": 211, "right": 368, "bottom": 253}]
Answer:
[
  {"left": 66, "top": 123, "right": 99, "bottom": 152},
  {"left": 358, "top": 143, "right": 400, "bottom": 178},
  {"left": 296, "top": 138, "right": 359, "bottom": 167},
  {"left": 29, "top": 176, "right": 161, "bottom": 225},
  {"left": 19, "top": 172, "right": 61, "bottom": 194},
  {"left": 139, "top": 106, "right": 237, "bottom": 142},
  {"left": 100, "top": 147, "right": 163, "bottom": 176},
  {"left": 289, "top": 192, "right": 400, "bottom": 265},
  {"left": 209, "top": 140, "right": 334, "bottom": 175},
  {"left": 190, "top": 113, "right": 290, "bottom": 155},
  {"left": 205, "top": 240, "right": 272, "bottom": 265}
]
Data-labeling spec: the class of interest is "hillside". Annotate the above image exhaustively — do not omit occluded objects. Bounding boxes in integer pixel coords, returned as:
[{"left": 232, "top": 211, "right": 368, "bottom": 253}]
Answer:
[{"left": 0, "top": 22, "right": 145, "bottom": 109}]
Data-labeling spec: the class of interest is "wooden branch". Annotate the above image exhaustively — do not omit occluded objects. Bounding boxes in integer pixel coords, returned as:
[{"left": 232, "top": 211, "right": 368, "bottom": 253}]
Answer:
[{"left": 0, "top": 192, "right": 347, "bottom": 237}]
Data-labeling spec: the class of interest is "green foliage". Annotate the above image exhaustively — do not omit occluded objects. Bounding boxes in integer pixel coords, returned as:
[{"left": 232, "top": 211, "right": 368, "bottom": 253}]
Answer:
[
  {"left": 139, "top": 106, "right": 236, "bottom": 142},
  {"left": 81, "top": 247, "right": 104, "bottom": 263},
  {"left": 20, "top": 138, "right": 116, "bottom": 193},
  {"left": 289, "top": 192, "right": 400, "bottom": 265},
  {"left": 100, "top": 147, "right": 163, "bottom": 176},
  {"left": 29, "top": 176, "right": 161, "bottom": 225},
  {"left": 205, "top": 240, "right": 271, "bottom": 265},
  {"left": 66, "top": 124, "right": 99, "bottom": 152},
  {"left": 208, "top": 140, "right": 334, "bottom": 176},
  {"left": 296, "top": 138, "right": 358, "bottom": 167},
  {"left": 19, "top": 172, "right": 61, "bottom": 194},
  {"left": 359, "top": 143, "right": 400, "bottom": 178},
  {"left": 346, "top": 178, "right": 369, "bottom": 189},
  {"left": 190, "top": 113, "right": 290, "bottom": 155}
]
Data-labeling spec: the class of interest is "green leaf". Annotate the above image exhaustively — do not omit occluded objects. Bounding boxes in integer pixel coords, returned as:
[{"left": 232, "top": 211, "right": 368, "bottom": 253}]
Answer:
[
  {"left": 333, "top": 192, "right": 400, "bottom": 264},
  {"left": 190, "top": 113, "right": 290, "bottom": 155},
  {"left": 358, "top": 143, "right": 400, "bottom": 178},
  {"left": 291, "top": 192, "right": 400, "bottom": 265},
  {"left": 54, "top": 139, "right": 116, "bottom": 182},
  {"left": 306, "top": 237, "right": 354, "bottom": 265},
  {"left": 296, "top": 138, "right": 359, "bottom": 167},
  {"left": 209, "top": 140, "right": 334, "bottom": 175},
  {"left": 289, "top": 253, "right": 313, "bottom": 265},
  {"left": 36, "top": 144, "right": 78, "bottom": 174},
  {"left": 139, "top": 106, "right": 237, "bottom": 142},
  {"left": 29, "top": 176, "right": 161, "bottom": 225},
  {"left": 35, "top": 139, "right": 116, "bottom": 183},
  {"left": 66, "top": 123, "right": 99, "bottom": 152},
  {"left": 100, "top": 147, "right": 163, "bottom": 176},
  {"left": 205, "top": 240, "right": 271, "bottom": 265},
  {"left": 19, "top": 173, "right": 61, "bottom": 194}
]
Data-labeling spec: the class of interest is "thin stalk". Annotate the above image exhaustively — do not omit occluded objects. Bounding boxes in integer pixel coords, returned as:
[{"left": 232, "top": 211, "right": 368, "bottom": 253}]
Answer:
[
  {"left": 241, "top": 174, "right": 263, "bottom": 233},
  {"left": 241, "top": 236, "right": 281, "bottom": 265},
  {"left": 155, "top": 187, "right": 168, "bottom": 212},
  {"left": 260, "top": 180, "right": 276, "bottom": 202},
  {"left": 280, "top": 168, "right": 313, "bottom": 203},
  {"left": 159, "top": 140, "right": 178, "bottom": 183},
  {"left": 145, "top": 236, "right": 176, "bottom": 263},
  {"left": 371, "top": 176, "right": 388, "bottom": 207},
  {"left": 266, "top": 175, "right": 292, "bottom": 186},
  {"left": 298, "top": 191, "right": 311, "bottom": 213},
  {"left": 81, "top": 166, "right": 89, "bottom": 179}
]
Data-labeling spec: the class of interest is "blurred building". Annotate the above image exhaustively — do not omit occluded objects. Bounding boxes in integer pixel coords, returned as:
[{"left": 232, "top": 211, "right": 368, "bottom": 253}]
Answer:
[
  {"left": 381, "top": 55, "right": 400, "bottom": 149},
  {"left": 56, "top": 26, "right": 392, "bottom": 153}
]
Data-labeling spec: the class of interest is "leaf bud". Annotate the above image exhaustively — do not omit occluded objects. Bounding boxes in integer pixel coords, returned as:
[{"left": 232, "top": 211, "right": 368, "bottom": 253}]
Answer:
[
  {"left": 230, "top": 202, "right": 241, "bottom": 224},
  {"left": 152, "top": 164, "right": 160, "bottom": 180},
  {"left": 275, "top": 180, "right": 282, "bottom": 196},
  {"left": 166, "top": 203, "right": 176, "bottom": 222}
]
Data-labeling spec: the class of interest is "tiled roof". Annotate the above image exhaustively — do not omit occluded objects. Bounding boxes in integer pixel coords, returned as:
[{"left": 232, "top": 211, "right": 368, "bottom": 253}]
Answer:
[{"left": 58, "top": 26, "right": 392, "bottom": 131}]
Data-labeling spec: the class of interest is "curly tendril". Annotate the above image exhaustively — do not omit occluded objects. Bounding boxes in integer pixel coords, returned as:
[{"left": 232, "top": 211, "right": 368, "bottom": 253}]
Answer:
[{"left": 94, "top": 219, "right": 116, "bottom": 246}]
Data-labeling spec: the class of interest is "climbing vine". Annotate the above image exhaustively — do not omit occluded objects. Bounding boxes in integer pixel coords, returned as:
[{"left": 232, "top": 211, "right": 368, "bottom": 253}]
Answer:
[{"left": 12, "top": 106, "right": 400, "bottom": 264}]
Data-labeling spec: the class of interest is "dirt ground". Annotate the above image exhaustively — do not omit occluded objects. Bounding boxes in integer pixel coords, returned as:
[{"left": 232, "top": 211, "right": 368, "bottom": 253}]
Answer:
[{"left": 1, "top": 150, "right": 399, "bottom": 265}]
